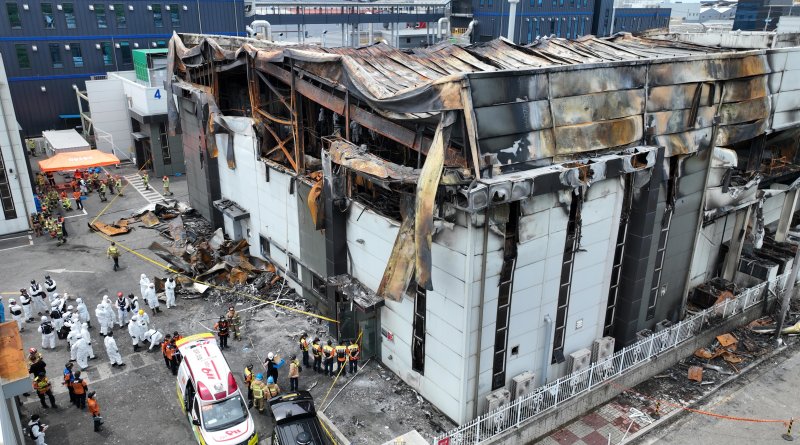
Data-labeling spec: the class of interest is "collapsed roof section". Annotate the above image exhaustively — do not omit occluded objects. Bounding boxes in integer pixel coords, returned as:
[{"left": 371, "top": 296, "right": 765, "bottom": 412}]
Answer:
[{"left": 166, "top": 32, "right": 795, "bottom": 179}]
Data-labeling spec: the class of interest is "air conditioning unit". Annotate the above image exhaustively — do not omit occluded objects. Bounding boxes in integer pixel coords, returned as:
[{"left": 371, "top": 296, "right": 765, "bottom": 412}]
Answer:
[
  {"left": 510, "top": 371, "right": 535, "bottom": 400},
  {"left": 636, "top": 329, "right": 653, "bottom": 341},
  {"left": 654, "top": 319, "right": 673, "bottom": 332},
  {"left": 591, "top": 336, "right": 615, "bottom": 362},
  {"left": 567, "top": 348, "right": 591, "bottom": 373},
  {"left": 485, "top": 388, "right": 511, "bottom": 413}
]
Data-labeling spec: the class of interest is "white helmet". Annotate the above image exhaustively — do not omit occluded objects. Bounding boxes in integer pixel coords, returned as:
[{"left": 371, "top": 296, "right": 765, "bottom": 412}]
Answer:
[
  {"left": 8, "top": 299, "right": 15, "bottom": 304},
  {"left": 52, "top": 292, "right": 59, "bottom": 299},
  {"left": 131, "top": 315, "right": 139, "bottom": 322},
  {"left": 67, "top": 305, "right": 74, "bottom": 311},
  {"left": 76, "top": 298, "right": 83, "bottom": 304},
  {"left": 81, "top": 322, "right": 88, "bottom": 329},
  {"left": 268, "top": 352, "right": 275, "bottom": 360},
  {"left": 140, "top": 273, "right": 147, "bottom": 280},
  {"left": 102, "top": 295, "right": 109, "bottom": 303},
  {"left": 41, "top": 316, "right": 48, "bottom": 322},
  {"left": 148, "top": 283, "right": 155, "bottom": 288}
]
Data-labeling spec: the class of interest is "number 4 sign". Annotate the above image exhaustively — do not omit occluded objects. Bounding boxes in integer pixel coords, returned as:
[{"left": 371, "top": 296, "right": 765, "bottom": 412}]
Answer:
[{"left": 154, "top": 89, "right": 162, "bottom": 99}]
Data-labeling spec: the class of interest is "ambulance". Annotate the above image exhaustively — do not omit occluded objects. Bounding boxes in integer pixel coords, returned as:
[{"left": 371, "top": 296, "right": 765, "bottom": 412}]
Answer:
[{"left": 176, "top": 333, "right": 258, "bottom": 445}]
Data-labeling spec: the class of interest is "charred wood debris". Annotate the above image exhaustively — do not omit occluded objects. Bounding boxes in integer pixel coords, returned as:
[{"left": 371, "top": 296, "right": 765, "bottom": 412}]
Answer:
[{"left": 91, "top": 200, "right": 308, "bottom": 316}]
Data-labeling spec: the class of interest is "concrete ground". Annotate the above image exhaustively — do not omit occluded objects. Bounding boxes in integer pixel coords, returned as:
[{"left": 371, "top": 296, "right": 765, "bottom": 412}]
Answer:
[
  {"left": 7, "top": 163, "right": 455, "bottom": 444},
  {"left": 635, "top": 344, "right": 800, "bottom": 445}
]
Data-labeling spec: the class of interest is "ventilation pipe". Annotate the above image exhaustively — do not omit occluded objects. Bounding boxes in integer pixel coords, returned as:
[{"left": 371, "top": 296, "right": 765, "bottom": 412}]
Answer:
[
  {"left": 461, "top": 19, "right": 478, "bottom": 43},
  {"left": 436, "top": 17, "right": 451, "bottom": 40},
  {"left": 507, "top": 0, "right": 520, "bottom": 41},
  {"left": 247, "top": 20, "right": 272, "bottom": 40}
]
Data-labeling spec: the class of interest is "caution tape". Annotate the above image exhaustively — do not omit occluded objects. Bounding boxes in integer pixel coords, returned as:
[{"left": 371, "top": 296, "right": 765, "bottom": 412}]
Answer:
[
  {"left": 88, "top": 164, "right": 339, "bottom": 324},
  {"left": 607, "top": 380, "right": 791, "bottom": 425}
]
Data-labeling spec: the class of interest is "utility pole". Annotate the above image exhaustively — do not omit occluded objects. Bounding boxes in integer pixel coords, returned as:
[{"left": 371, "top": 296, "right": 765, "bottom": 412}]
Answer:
[{"left": 775, "top": 239, "right": 800, "bottom": 343}]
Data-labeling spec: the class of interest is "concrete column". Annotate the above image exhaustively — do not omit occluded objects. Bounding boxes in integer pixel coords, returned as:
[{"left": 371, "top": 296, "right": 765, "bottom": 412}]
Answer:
[
  {"left": 341, "top": 23, "right": 346, "bottom": 46},
  {"left": 507, "top": 0, "right": 520, "bottom": 41},
  {"left": 776, "top": 189, "right": 799, "bottom": 243},
  {"left": 722, "top": 205, "right": 753, "bottom": 281}
]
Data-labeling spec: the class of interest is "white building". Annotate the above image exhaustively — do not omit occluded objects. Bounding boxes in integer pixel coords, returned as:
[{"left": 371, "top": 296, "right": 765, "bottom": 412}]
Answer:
[
  {"left": 171, "top": 32, "right": 800, "bottom": 426},
  {"left": 0, "top": 53, "right": 36, "bottom": 236}
]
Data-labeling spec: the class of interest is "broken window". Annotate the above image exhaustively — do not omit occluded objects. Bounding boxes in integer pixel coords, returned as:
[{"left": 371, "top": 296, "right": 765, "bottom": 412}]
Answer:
[
  {"left": 491, "top": 202, "right": 520, "bottom": 390},
  {"left": 552, "top": 192, "right": 582, "bottom": 364},
  {"left": 311, "top": 273, "right": 326, "bottom": 297},
  {"left": 411, "top": 284, "right": 427, "bottom": 374},
  {"left": 259, "top": 235, "right": 270, "bottom": 258},
  {"left": 289, "top": 256, "right": 298, "bottom": 277}
]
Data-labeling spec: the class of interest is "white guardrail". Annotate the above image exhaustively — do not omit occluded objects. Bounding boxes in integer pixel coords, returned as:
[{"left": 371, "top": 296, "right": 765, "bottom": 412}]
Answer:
[{"left": 433, "top": 272, "right": 791, "bottom": 445}]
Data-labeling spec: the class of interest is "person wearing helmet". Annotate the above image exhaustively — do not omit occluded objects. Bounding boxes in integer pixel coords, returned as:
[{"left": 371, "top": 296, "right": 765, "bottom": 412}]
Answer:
[
  {"left": 87, "top": 391, "right": 103, "bottom": 431},
  {"left": 243, "top": 364, "right": 255, "bottom": 407},
  {"left": 107, "top": 242, "right": 121, "bottom": 272},
  {"left": 32, "top": 372, "right": 57, "bottom": 409},
  {"left": 28, "top": 413, "right": 47, "bottom": 445},
  {"left": 137, "top": 308, "right": 150, "bottom": 327},
  {"left": 288, "top": 354, "right": 300, "bottom": 392},
  {"left": 141, "top": 171, "right": 150, "bottom": 190},
  {"left": 72, "top": 331, "right": 91, "bottom": 370},
  {"left": 164, "top": 277, "right": 176, "bottom": 309},
  {"left": 101, "top": 294, "right": 118, "bottom": 326},
  {"left": 225, "top": 306, "right": 241, "bottom": 340},
  {"left": 144, "top": 282, "right": 160, "bottom": 315},
  {"left": 162, "top": 175, "right": 173, "bottom": 196},
  {"left": 251, "top": 373, "right": 267, "bottom": 414},
  {"left": 19, "top": 288, "right": 33, "bottom": 322},
  {"left": 265, "top": 376, "right": 281, "bottom": 398},
  {"left": 44, "top": 275, "right": 56, "bottom": 294},
  {"left": 28, "top": 348, "right": 46, "bottom": 377},
  {"left": 115, "top": 292, "right": 128, "bottom": 326},
  {"left": 143, "top": 328, "right": 164, "bottom": 351},
  {"left": 264, "top": 352, "right": 285, "bottom": 383},
  {"left": 9, "top": 298, "right": 24, "bottom": 331},
  {"left": 75, "top": 298, "right": 91, "bottom": 329},
  {"left": 299, "top": 333, "right": 310, "bottom": 367},
  {"left": 114, "top": 176, "right": 123, "bottom": 197},
  {"left": 322, "top": 340, "right": 335, "bottom": 376},
  {"left": 38, "top": 316, "right": 56, "bottom": 349},
  {"left": 50, "top": 302, "right": 65, "bottom": 339},
  {"left": 311, "top": 338, "right": 322, "bottom": 373},
  {"left": 213, "top": 316, "right": 230, "bottom": 349}
]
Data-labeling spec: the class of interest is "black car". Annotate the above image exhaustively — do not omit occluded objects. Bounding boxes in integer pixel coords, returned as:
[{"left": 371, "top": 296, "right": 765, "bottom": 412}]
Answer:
[{"left": 268, "top": 391, "right": 333, "bottom": 445}]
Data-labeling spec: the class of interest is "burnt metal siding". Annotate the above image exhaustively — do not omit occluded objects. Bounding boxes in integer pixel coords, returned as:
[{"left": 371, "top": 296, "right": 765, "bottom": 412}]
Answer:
[
  {"left": 650, "top": 151, "right": 710, "bottom": 324},
  {"left": 177, "top": 96, "right": 221, "bottom": 228},
  {"left": 472, "top": 0, "right": 597, "bottom": 43},
  {"left": 612, "top": 8, "right": 671, "bottom": 34},
  {"left": 0, "top": 0, "right": 245, "bottom": 136},
  {"left": 295, "top": 180, "right": 329, "bottom": 312}
]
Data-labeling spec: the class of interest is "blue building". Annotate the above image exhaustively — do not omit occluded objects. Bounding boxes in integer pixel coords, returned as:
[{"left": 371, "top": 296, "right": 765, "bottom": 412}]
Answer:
[
  {"left": 454, "top": 0, "right": 667, "bottom": 44},
  {"left": 733, "top": 0, "right": 792, "bottom": 31},
  {"left": 0, "top": 0, "right": 246, "bottom": 137}
]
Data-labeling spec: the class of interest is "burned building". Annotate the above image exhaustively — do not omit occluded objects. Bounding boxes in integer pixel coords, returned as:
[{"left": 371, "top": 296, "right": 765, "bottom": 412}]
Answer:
[{"left": 166, "top": 33, "right": 800, "bottom": 424}]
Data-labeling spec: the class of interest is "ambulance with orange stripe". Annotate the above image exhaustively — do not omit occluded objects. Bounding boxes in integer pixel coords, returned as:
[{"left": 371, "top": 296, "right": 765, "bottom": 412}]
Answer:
[{"left": 176, "top": 333, "right": 258, "bottom": 445}]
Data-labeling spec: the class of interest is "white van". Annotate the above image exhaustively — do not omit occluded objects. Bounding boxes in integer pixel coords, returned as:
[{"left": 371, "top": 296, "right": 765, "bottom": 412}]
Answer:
[{"left": 176, "top": 333, "right": 258, "bottom": 445}]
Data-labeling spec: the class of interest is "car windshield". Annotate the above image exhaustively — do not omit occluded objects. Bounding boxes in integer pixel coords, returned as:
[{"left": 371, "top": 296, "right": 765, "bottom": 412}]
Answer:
[{"left": 201, "top": 395, "right": 248, "bottom": 432}]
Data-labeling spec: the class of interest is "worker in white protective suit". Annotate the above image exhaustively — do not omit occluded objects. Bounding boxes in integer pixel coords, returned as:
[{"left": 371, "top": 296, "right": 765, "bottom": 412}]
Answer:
[
  {"left": 164, "top": 277, "right": 176, "bottom": 309},
  {"left": 19, "top": 290, "right": 33, "bottom": 322},
  {"left": 128, "top": 315, "right": 142, "bottom": 352},
  {"left": 66, "top": 324, "right": 81, "bottom": 361},
  {"left": 139, "top": 274, "right": 150, "bottom": 300},
  {"left": 104, "top": 331, "right": 125, "bottom": 367},
  {"left": 144, "top": 282, "right": 160, "bottom": 315},
  {"left": 95, "top": 301, "right": 113, "bottom": 336},
  {"left": 9, "top": 299, "right": 24, "bottom": 331},
  {"left": 142, "top": 328, "right": 164, "bottom": 351},
  {"left": 80, "top": 322, "right": 95, "bottom": 359},
  {"left": 102, "top": 294, "right": 117, "bottom": 326},
  {"left": 38, "top": 316, "right": 56, "bottom": 349},
  {"left": 71, "top": 334, "right": 91, "bottom": 370},
  {"left": 75, "top": 298, "right": 91, "bottom": 329},
  {"left": 48, "top": 291, "right": 59, "bottom": 306}
]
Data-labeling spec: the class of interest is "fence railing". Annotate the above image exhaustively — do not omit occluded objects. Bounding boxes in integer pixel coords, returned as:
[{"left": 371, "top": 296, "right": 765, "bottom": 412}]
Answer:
[{"left": 433, "top": 273, "right": 790, "bottom": 445}]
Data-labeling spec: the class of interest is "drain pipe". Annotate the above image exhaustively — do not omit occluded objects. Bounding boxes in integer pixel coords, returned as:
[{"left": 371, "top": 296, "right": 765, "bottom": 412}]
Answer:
[
  {"left": 541, "top": 315, "right": 554, "bottom": 385},
  {"left": 507, "top": 0, "right": 520, "bottom": 41},
  {"left": 471, "top": 212, "right": 490, "bottom": 418},
  {"left": 436, "top": 17, "right": 451, "bottom": 40},
  {"left": 247, "top": 20, "right": 272, "bottom": 40}
]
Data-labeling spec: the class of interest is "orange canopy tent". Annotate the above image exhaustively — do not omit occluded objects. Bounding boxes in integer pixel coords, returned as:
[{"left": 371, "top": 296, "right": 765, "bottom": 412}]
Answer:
[{"left": 38, "top": 150, "right": 120, "bottom": 172}]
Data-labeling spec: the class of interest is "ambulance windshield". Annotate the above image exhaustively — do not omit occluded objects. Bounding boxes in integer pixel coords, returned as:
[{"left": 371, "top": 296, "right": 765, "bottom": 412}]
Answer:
[{"left": 201, "top": 395, "right": 248, "bottom": 431}]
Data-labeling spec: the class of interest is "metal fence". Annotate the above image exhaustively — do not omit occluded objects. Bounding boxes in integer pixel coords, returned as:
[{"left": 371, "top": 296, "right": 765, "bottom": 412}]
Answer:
[{"left": 433, "top": 273, "right": 790, "bottom": 445}]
